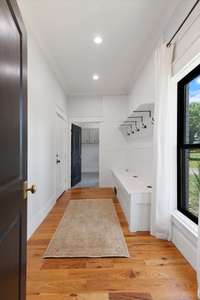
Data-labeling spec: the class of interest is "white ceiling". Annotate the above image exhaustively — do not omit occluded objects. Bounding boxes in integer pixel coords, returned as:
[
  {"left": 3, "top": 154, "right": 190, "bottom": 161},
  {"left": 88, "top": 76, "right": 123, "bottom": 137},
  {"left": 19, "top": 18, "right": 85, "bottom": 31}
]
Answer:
[{"left": 18, "top": 0, "right": 180, "bottom": 96}]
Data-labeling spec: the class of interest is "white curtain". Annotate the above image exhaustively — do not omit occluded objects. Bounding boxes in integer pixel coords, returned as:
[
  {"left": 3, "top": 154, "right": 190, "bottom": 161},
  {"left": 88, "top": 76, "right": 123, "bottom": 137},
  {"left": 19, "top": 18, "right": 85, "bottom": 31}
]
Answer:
[{"left": 151, "top": 43, "right": 175, "bottom": 240}]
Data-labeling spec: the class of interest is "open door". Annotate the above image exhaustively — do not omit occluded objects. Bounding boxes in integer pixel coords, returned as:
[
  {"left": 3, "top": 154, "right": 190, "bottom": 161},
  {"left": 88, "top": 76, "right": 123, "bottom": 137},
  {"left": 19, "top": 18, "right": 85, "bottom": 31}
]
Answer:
[
  {"left": 71, "top": 124, "right": 82, "bottom": 187},
  {"left": 0, "top": 1, "right": 27, "bottom": 299}
]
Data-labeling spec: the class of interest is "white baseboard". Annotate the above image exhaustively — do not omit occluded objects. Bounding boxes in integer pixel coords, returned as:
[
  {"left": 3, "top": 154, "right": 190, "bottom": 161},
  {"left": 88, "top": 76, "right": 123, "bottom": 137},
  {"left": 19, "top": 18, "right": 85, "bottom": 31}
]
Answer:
[
  {"left": 27, "top": 193, "right": 57, "bottom": 240},
  {"left": 171, "top": 211, "right": 198, "bottom": 270}
]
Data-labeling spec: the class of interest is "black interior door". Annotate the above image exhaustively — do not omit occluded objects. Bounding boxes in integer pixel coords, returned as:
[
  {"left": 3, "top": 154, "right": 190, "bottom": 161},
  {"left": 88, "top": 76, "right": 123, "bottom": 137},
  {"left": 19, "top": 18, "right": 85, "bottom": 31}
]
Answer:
[
  {"left": 0, "top": 1, "right": 27, "bottom": 299},
  {"left": 71, "top": 124, "right": 82, "bottom": 187}
]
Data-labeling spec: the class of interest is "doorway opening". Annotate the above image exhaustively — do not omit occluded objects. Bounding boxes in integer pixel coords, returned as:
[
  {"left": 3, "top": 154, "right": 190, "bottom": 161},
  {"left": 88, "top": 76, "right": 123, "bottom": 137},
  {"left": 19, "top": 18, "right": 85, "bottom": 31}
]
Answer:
[{"left": 71, "top": 122, "right": 99, "bottom": 188}]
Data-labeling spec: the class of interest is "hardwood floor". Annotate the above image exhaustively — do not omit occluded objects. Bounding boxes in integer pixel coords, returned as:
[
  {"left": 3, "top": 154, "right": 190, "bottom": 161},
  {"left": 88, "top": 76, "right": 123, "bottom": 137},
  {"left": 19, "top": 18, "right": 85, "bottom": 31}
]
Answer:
[{"left": 27, "top": 188, "right": 197, "bottom": 300}]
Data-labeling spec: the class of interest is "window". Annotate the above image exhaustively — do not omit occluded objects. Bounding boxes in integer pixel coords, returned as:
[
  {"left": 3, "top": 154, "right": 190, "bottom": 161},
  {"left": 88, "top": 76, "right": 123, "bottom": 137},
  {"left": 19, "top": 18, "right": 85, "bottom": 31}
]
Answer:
[{"left": 177, "top": 64, "right": 200, "bottom": 224}]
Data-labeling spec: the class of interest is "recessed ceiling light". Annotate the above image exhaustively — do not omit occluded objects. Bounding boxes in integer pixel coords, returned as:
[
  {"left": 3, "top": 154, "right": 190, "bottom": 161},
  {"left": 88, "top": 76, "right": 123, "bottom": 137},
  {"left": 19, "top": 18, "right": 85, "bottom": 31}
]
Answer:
[
  {"left": 93, "top": 74, "right": 99, "bottom": 81},
  {"left": 94, "top": 35, "right": 103, "bottom": 45}
]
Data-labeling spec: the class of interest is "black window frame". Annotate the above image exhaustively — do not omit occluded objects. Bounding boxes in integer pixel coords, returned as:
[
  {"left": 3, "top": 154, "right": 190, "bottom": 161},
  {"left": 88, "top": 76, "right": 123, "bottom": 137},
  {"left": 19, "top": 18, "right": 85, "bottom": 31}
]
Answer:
[{"left": 177, "top": 64, "right": 200, "bottom": 224}]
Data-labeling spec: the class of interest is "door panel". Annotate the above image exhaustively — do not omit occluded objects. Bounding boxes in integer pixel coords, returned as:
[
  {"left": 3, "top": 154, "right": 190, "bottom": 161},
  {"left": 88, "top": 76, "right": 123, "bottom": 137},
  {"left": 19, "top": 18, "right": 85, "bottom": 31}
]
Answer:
[
  {"left": 71, "top": 124, "right": 82, "bottom": 187},
  {"left": 56, "top": 113, "right": 66, "bottom": 197},
  {"left": 0, "top": 0, "right": 21, "bottom": 186},
  {"left": 0, "top": 1, "right": 27, "bottom": 300},
  {"left": 0, "top": 217, "right": 20, "bottom": 300}
]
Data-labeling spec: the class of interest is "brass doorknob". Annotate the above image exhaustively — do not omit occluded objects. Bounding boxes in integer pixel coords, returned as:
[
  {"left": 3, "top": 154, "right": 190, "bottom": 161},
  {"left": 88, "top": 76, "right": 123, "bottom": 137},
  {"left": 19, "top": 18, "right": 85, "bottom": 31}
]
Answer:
[
  {"left": 23, "top": 182, "right": 37, "bottom": 200},
  {"left": 27, "top": 185, "right": 37, "bottom": 194}
]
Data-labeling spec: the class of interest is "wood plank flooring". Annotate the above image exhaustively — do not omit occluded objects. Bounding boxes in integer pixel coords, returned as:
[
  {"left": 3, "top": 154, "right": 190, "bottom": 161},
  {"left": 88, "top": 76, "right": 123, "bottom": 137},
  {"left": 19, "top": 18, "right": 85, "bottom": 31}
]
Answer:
[{"left": 27, "top": 188, "right": 198, "bottom": 300}]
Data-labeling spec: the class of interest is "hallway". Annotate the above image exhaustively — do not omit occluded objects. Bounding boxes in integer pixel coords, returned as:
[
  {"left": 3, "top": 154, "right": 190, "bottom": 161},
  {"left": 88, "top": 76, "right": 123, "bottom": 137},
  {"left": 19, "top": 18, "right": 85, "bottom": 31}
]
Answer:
[
  {"left": 27, "top": 188, "right": 197, "bottom": 300},
  {"left": 1, "top": 1, "right": 200, "bottom": 299}
]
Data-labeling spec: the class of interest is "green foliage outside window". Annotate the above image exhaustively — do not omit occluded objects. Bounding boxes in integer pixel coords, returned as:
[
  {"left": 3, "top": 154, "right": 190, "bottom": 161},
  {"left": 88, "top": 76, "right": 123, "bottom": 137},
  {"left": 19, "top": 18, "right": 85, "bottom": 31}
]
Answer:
[{"left": 189, "top": 102, "right": 200, "bottom": 143}]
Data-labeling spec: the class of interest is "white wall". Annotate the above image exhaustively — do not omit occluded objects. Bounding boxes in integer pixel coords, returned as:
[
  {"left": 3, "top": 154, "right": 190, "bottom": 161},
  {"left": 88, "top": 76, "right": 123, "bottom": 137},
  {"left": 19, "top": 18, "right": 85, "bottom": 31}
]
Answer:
[
  {"left": 100, "top": 95, "right": 129, "bottom": 186},
  {"left": 68, "top": 95, "right": 103, "bottom": 118},
  {"left": 126, "top": 142, "right": 153, "bottom": 181},
  {"left": 26, "top": 29, "right": 68, "bottom": 239},
  {"left": 82, "top": 144, "right": 99, "bottom": 173},
  {"left": 129, "top": 53, "right": 156, "bottom": 112},
  {"left": 127, "top": 53, "right": 155, "bottom": 180},
  {"left": 68, "top": 94, "right": 153, "bottom": 186},
  {"left": 68, "top": 94, "right": 129, "bottom": 187}
]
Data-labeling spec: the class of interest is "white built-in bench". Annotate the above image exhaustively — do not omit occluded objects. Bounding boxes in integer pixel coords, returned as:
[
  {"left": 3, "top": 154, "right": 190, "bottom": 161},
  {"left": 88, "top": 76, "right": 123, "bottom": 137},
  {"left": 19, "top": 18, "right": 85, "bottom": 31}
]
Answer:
[{"left": 112, "top": 169, "right": 152, "bottom": 232}]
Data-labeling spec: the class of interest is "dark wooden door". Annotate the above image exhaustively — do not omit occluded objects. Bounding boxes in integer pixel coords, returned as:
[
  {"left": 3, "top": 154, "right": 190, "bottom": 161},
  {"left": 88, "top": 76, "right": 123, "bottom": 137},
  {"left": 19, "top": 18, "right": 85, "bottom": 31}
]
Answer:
[
  {"left": 0, "top": 1, "right": 27, "bottom": 300},
  {"left": 71, "top": 124, "right": 82, "bottom": 187}
]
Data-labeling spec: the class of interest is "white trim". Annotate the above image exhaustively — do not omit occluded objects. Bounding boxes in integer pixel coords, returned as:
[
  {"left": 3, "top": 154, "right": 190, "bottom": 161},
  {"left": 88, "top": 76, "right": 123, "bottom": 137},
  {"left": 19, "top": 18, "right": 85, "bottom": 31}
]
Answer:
[
  {"left": 170, "top": 52, "right": 200, "bottom": 271},
  {"left": 172, "top": 211, "right": 197, "bottom": 270},
  {"left": 172, "top": 51, "right": 200, "bottom": 82},
  {"left": 55, "top": 109, "right": 68, "bottom": 196},
  {"left": 172, "top": 211, "right": 198, "bottom": 244}
]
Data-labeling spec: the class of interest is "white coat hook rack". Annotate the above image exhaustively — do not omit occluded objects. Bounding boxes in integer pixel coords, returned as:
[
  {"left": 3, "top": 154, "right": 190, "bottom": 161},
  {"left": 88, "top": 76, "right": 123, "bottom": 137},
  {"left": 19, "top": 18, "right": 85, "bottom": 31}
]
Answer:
[
  {"left": 127, "top": 126, "right": 131, "bottom": 136},
  {"left": 128, "top": 116, "right": 147, "bottom": 129},
  {"left": 131, "top": 124, "right": 135, "bottom": 134},
  {"left": 133, "top": 121, "right": 140, "bottom": 132},
  {"left": 133, "top": 110, "right": 155, "bottom": 124},
  {"left": 119, "top": 103, "right": 154, "bottom": 139}
]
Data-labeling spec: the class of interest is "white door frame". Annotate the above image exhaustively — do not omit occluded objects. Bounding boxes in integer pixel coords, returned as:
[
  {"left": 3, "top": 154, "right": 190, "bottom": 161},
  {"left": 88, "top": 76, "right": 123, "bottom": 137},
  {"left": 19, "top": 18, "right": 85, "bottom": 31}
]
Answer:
[
  {"left": 55, "top": 107, "right": 68, "bottom": 197},
  {"left": 68, "top": 117, "right": 103, "bottom": 188}
]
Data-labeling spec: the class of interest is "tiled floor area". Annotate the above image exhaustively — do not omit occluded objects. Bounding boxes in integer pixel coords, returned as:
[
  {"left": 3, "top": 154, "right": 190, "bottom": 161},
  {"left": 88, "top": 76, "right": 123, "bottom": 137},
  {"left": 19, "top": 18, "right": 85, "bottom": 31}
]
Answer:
[{"left": 73, "top": 172, "right": 99, "bottom": 188}]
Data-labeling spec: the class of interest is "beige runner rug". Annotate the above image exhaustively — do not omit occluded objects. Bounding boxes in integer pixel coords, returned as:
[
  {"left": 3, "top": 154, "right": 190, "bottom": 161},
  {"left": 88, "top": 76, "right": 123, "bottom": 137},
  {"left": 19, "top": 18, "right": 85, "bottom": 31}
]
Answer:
[{"left": 44, "top": 199, "right": 129, "bottom": 258}]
